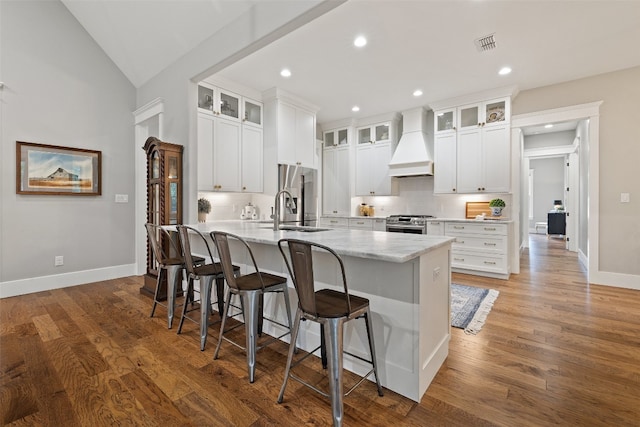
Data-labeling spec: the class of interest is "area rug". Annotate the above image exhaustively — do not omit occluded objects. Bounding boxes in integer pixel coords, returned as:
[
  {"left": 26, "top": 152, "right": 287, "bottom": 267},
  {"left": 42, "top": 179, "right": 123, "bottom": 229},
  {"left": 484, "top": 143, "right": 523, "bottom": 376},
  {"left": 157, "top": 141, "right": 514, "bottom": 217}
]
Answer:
[{"left": 451, "top": 284, "right": 499, "bottom": 334}]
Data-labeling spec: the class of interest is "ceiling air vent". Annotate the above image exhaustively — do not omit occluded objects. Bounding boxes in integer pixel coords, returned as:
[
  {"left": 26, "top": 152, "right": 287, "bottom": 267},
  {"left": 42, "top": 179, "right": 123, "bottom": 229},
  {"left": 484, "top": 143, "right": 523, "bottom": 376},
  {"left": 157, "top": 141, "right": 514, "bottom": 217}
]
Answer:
[{"left": 474, "top": 33, "right": 496, "bottom": 52}]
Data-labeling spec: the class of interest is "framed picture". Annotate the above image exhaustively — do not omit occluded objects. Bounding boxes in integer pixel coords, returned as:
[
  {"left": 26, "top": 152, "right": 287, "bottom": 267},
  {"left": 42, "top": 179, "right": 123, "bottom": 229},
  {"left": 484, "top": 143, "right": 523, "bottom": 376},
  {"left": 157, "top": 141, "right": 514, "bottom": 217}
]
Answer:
[{"left": 16, "top": 141, "right": 102, "bottom": 196}]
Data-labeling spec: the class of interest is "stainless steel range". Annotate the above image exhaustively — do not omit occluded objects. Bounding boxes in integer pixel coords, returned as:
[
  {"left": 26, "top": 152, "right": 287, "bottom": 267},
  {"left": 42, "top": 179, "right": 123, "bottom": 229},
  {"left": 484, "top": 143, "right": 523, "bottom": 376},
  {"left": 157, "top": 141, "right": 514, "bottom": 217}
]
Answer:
[{"left": 385, "top": 215, "right": 435, "bottom": 234}]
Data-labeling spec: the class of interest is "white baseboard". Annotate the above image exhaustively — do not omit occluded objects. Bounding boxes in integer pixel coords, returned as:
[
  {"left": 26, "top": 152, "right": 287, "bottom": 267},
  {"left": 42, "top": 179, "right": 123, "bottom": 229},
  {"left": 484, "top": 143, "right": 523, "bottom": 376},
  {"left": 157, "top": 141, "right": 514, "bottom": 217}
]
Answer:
[
  {"left": 0, "top": 264, "right": 137, "bottom": 298},
  {"left": 578, "top": 249, "right": 588, "bottom": 270},
  {"left": 589, "top": 270, "right": 640, "bottom": 291}
]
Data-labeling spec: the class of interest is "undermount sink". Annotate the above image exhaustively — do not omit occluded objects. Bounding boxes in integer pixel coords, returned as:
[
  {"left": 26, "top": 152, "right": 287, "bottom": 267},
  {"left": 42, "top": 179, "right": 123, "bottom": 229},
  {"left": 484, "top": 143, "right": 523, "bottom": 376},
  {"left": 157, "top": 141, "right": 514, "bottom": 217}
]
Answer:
[
  {"left": 280, "top": 225, "right": 330, "bottom": 233},
  {"left": 257, "top": 225, "right": 330, "bottom": 232}
]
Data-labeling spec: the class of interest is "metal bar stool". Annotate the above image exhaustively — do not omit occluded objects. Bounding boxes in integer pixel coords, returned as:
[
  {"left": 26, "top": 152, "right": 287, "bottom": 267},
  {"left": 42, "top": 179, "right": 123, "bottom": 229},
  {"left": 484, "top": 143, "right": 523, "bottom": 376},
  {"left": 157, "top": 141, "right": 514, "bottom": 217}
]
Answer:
[
  {"left": 145, "top": 223, "right": 204, "bottom": 329},
  {"left": 277, "top": 238, "right": 383, "bottom": 427},
  {"left": 211, "top": 231, "right": 294, "bottom": 383},
  {"left": 176, "top": 225, "right": 240, "bottom": 351}
]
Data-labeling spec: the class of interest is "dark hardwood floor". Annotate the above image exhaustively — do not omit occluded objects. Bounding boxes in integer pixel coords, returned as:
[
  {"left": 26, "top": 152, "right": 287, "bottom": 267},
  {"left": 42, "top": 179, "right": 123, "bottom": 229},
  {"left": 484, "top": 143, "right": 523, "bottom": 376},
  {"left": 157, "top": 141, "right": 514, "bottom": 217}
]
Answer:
[{"left": 2, "top": 235, "right": 640, "bottom": 426}]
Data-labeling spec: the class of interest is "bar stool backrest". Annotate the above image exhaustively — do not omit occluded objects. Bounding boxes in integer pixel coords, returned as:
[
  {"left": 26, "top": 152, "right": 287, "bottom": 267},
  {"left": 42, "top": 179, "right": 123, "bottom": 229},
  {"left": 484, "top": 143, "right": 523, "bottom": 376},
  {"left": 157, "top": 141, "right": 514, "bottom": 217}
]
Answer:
[
  {"left": 212, "top": 231, "right": 269, "bottom": 291},
  {"left": 145, "top": 223, "right": 182, "bottom": 266},
  {"left": 177, "top": 225, "right": 216, "bottom": 278},
  {"left": 278, "top": 238, "right": 352, "bottom": 317}
]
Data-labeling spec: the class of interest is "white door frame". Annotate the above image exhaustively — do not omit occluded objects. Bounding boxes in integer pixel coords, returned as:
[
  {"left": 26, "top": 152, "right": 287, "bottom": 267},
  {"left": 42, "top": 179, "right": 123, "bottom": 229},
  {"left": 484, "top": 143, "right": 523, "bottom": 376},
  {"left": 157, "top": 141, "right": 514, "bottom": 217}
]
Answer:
[
  {"left": 133, "top": 98, "right": 165, "bottom": 276},
  {"left": 512, "top": 101, "right": 601, "bottom": 283}
]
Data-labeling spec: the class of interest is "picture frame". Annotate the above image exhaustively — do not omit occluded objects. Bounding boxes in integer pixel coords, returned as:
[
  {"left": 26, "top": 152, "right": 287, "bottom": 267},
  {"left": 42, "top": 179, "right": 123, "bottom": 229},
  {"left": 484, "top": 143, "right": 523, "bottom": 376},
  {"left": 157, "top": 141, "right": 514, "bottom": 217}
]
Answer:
[{"left": 16, "top": 141, "right": 102, "bottom": 196}]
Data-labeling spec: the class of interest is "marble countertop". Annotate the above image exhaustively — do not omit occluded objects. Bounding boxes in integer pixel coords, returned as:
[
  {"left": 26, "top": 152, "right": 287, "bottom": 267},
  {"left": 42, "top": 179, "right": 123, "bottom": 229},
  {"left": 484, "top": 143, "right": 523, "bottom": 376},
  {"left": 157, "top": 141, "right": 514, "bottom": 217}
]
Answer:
[{"left": 179, "top": 220, "right": 454, "bottom": 263}]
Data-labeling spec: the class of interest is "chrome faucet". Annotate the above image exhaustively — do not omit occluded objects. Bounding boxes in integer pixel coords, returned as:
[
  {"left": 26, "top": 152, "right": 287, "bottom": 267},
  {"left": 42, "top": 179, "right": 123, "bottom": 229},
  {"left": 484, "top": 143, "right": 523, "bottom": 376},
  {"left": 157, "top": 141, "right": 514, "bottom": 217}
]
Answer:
[{"left": 273, "top": 189, "right": 296, "bottom": 231}]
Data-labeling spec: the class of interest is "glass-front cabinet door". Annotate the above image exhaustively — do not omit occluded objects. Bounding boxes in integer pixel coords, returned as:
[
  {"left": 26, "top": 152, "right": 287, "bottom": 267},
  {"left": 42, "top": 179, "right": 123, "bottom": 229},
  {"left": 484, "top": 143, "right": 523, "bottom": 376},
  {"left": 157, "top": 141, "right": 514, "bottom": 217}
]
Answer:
[
  {"left": 324, "top": 128, "right": 349, "bottom": 147},
  {"left": 374, "top": 123, "right": 390, "bottom": 143},
  {"left": 324, "top": 131, "right": 335, "bottom": 147},
  {"left": 243, "top": 98, "right": 263, "bottom": 127},
  {"left": 358, "top": 127, "right": 372, "bottom": 144},
  {"left": 218, "top": 89, "right": 240, "bottom": 121},
  {"left": 457, "top": 104, "right": 480, "bottom": 130},
  {"left": 435, "top": 108, "right": 456, "bottom": 133},
  {"left": 483, "top": 98, "right": 509, "bottom": 127},
  {"left": 337, "top": 128, "right": 348, "bottom": 145}
]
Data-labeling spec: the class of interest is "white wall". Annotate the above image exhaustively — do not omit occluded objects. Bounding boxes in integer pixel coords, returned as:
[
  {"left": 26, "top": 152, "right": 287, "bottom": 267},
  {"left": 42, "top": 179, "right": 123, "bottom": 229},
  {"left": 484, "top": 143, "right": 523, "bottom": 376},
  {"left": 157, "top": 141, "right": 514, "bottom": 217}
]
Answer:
[
  {"left": 0, "top": 1, "right": 136, "bottom": 293},
  {"left": 529, "top": 157, "right": 565, "bottom": 228}
]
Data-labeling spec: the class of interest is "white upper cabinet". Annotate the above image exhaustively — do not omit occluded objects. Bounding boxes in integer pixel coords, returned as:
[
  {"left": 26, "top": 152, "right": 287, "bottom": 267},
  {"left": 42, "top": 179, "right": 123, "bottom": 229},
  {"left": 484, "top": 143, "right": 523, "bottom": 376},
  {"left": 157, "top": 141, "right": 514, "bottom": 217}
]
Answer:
[
  {"left": 433, "top": 131, "right": 457, "bottom": 193},
  {"left": 197, "top": 82, "right": 264, "bottom": 193},
  {"left": 434, "top": 108, "right": 457, "bottom": 134},
  {"left": 263, "top": 88, "right": 318, "bottom": 169},
  {"left": 322, "top": 145, "right": 351, "bottom": 216},
  {"left": 355, "top": 142, "right": 394, "bottom": 196},
  {"left": 432, "top": 94, "right": 512, "bottom": 194},
  {"left": 357, "top": 123, "right": 392, "bottom": 145},
  {"left": 198, "top": 83, "right": 262, "bottom": 127},
  {"left": 457, "top": 97, "right": 510, "bottom": 130},
  {"left": 323, "top": 128, "right": 349, "bottom": 147}
]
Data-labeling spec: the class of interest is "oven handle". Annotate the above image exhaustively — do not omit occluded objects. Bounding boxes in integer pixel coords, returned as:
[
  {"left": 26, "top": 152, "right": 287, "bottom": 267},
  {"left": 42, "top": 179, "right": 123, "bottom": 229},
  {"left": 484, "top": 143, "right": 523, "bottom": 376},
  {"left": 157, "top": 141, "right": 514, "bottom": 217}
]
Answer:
[{"left": 386, "top": 224, "right": 427, "bottom": 233}]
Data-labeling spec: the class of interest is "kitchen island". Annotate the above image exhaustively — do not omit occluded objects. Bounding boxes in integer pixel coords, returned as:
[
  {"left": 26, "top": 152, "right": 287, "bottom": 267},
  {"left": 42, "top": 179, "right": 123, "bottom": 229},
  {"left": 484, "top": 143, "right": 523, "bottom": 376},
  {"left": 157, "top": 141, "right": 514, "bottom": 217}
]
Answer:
[{"left": 181, "top": 220, "right": 454, "bottom": 402}]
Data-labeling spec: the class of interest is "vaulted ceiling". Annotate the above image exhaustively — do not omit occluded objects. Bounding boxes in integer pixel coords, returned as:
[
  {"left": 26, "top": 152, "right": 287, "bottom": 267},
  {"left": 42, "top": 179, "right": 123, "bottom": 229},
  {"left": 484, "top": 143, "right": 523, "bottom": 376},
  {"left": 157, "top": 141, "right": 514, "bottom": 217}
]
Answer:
[{"left": 63, "top": 0, "right": 640, "bottom": 125}]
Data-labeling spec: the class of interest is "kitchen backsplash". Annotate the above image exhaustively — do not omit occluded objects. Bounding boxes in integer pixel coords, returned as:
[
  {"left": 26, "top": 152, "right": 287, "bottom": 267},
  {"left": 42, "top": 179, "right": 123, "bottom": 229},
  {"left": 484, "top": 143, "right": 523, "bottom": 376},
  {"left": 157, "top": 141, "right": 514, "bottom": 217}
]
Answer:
[{"left": 200, "top": 175, "right": 512, "bottom": 221}]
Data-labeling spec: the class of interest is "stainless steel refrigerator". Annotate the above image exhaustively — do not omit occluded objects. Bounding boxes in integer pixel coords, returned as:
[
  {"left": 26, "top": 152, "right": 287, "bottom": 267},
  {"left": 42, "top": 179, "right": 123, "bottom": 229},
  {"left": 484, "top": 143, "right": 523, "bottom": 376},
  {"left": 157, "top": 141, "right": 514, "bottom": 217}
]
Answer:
[{"left": 277, "top": 164, "right": 318, "bottom": 227}]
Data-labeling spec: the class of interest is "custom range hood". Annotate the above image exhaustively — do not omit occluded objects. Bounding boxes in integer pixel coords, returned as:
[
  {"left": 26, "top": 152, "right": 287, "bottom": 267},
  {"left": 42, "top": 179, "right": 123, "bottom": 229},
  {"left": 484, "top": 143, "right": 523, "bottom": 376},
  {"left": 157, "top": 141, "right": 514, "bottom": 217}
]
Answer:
[{"left": 388, "top": 107, "right": 433, "bottom": 176}]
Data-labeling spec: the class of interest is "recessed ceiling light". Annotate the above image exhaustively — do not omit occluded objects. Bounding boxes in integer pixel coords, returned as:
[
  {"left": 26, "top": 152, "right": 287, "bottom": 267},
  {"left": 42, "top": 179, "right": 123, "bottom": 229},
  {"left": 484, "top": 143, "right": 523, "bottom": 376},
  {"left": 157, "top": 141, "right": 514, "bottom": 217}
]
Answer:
[
  {"left": 354, "top": 36, "right": 367, "bottom": 48},
  {"left": 352, "top": 106, "right": 360, "bottom": 112},
  {"left": 413, "top": 89, "right": 423, "bottom": 97},
  {"left": 280, "top": 68, "right": 291, "bottom": 78},
  {"left": 544, "top": 124, "right": 554, "bottom": 129},
  {"left": 498, "top": 66, "right": 512, "bottom": 76}
]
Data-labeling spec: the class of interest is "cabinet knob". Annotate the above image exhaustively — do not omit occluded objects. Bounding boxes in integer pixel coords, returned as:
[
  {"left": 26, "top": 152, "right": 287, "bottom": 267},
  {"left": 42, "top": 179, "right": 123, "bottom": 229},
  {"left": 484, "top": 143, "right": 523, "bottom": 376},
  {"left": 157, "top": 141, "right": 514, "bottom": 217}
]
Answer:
[
  {"left": 242, "top": 186, "right": 246, "bottom": 190},
  {"left": 453, "top": 188, "right": 456, "bottom": 192}
]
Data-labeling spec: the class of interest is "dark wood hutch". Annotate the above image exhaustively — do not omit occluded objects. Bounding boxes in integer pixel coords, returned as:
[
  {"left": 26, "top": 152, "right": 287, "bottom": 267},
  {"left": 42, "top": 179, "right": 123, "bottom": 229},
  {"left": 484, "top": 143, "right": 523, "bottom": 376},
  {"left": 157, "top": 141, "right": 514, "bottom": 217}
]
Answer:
[{"left": 141, "top": 137, "right": 184, "bottom": 299}]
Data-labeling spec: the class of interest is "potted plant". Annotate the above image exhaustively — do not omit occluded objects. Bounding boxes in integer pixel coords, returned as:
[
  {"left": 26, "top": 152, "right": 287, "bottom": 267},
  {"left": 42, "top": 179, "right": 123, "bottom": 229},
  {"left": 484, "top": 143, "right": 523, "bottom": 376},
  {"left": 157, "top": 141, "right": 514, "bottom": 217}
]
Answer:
[
  {"left": 198, "top": 197, "right": 211, "bottom": 222},
  {"left": 489, "top": 198, "right": 506, "bottom": 217}
]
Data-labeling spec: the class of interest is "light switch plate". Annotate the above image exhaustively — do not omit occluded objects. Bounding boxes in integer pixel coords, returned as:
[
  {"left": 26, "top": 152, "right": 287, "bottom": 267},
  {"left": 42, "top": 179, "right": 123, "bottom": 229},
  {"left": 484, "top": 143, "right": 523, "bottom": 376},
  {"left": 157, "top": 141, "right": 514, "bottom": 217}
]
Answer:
[
  {"left": 115, "top": 194, "right": 129, "bottom": 203},
  {"left": 621, "top": 193, "right": 630, "bottom": 203}
]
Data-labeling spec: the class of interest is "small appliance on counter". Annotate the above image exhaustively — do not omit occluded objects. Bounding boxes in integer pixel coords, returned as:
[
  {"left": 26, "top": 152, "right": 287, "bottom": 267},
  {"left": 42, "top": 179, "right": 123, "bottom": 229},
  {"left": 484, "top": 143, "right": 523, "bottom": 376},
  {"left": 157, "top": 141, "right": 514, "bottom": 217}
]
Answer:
[{"left": 241, "top": 202, "right": 257, "bottom": 220}]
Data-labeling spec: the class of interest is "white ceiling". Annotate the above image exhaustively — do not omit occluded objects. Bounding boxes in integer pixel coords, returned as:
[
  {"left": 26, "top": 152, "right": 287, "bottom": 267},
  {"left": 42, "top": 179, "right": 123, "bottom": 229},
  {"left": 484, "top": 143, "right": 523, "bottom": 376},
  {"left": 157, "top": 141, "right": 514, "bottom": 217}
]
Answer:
[{"left": 63, "top": 0, "right": 640, "bottom": 126}]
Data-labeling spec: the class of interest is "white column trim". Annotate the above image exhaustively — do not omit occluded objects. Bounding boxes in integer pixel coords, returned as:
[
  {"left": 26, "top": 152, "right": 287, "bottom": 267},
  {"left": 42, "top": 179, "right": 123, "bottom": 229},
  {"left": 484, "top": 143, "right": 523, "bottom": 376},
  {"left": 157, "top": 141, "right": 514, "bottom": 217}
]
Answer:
[{"left": 133, "top": 98, "right": 165, "bottom": 276}]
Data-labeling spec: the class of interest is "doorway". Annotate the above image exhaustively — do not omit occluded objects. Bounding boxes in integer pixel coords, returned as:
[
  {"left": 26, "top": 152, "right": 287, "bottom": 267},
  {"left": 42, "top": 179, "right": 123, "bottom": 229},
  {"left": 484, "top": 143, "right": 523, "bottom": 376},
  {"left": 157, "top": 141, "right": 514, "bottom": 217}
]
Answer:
[
  {"left": 522, "top": 126, "right": 580, "bottom": 252},
  {"left": 512, "top": 101, "right": 601, "bottom": 281}
]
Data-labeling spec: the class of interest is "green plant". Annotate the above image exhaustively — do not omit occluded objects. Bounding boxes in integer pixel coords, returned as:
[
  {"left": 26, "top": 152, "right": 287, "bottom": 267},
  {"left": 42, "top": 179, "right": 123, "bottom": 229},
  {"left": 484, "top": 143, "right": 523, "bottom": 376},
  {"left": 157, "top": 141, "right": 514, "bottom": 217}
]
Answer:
[
  {"left": 489, "top": 198, "right": 506, "bottom": 208},
  {"left": 198, "top": 197, "right": 211, "bottom": 214}
]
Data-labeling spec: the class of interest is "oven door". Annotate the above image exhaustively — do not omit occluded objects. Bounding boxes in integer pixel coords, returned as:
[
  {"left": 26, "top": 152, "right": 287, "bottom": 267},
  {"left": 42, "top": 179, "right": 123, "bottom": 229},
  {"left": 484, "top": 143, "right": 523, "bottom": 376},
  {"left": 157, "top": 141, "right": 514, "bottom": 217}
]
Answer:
[{"left": 385, "top": 224, "right": 426, "bottom": 234}]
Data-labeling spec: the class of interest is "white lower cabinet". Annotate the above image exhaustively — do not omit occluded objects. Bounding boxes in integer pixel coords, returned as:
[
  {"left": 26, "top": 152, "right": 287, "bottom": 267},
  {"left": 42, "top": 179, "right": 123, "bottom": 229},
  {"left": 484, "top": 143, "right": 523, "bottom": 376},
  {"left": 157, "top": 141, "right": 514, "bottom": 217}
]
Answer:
[
  {"left": 426, "top": 220, "right": 445, "bottom": 235},
  {"left": 444, "top": 222, "right": 510, "bottom": 279},
  {"left": 320, "top": 217, "right": 386, "bottom": 231},
  {"left": 319, "top": 217, "right": 349, "bottom": 229}
]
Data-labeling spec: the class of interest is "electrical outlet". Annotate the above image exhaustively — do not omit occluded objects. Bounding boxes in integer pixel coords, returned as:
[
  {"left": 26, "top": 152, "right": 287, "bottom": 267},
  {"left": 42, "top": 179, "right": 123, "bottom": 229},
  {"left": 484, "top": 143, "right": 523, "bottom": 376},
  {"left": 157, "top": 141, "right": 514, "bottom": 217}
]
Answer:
[
  {"left": 433, "top": 267, "right": 441, "bottom": 280},
  {"left": 621, "top": 193, "right": 630, "bottom": 203},
  {"left": 54, "top": 256, "right": 64, "bottom": 266}
]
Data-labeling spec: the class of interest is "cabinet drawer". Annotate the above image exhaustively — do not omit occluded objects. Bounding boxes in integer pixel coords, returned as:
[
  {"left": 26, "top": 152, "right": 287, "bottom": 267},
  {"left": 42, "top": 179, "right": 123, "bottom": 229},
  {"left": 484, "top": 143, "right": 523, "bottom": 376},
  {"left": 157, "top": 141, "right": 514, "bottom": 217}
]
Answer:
[
  {"left": 349, "top": 218, "right": 373, "bottom": 230},
  {"left": 319, "top": 217, "right": 349, "bottom": 228},
  {"left": 451, "top": 251, "right": 507, "bottom": 274},
  {"left": 445, "top": 222, "right": 507, "bottom": 236},
  {"left": 426, "top": 221, "right": 445, "bottom": 235},
  {"left": 372, "top": 218, "right": 386, "bottom": 231},
  {"left": 451, "top": 235, "right": 506, "bottom": 253}
]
